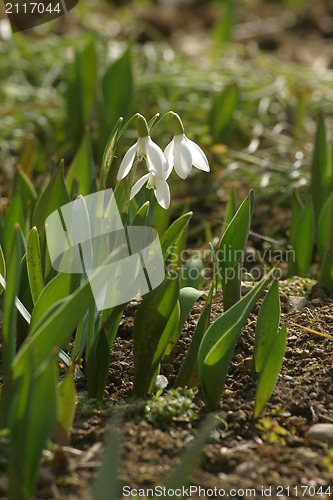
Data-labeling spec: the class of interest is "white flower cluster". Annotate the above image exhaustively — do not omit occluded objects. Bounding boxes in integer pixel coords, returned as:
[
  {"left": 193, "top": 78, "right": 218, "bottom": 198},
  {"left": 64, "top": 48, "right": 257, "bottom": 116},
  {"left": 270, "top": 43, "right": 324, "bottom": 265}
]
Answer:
[{"left": 117, "top": 113, "right": 210, "bottom": 209}]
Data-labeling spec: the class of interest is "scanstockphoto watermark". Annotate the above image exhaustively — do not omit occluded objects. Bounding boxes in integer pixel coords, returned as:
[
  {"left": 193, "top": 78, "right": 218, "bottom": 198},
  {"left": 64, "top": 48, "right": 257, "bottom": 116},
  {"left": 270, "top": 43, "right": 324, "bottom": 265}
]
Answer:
[
  {"left": 165, "top": 246, "right": 296, "bottom": 283},
  {"left": 123, "top": 485, "right": 258, "bottom": 497},
  {"left": 4, "top": 0, "right": 79, "bottom": 32}
]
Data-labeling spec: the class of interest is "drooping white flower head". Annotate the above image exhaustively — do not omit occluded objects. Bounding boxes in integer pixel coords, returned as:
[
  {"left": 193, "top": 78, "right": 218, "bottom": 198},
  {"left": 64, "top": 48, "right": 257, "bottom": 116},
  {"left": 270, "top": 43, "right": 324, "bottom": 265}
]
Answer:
[
  {"left": 130, "top": 171, "right": 170, "bottom": 210},
  {"left": 117, "top": 115, "right": 168, "bottom": 181},
  {"left": 164, "top": 113, "right": 210, "bottom": 180}
]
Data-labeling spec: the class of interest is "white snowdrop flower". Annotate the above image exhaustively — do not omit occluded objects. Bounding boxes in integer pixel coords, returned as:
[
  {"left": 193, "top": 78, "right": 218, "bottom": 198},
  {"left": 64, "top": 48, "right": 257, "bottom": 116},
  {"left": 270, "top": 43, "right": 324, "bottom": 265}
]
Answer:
[{"left": 164, "top": 113, "right": 210, "bottom": 179}]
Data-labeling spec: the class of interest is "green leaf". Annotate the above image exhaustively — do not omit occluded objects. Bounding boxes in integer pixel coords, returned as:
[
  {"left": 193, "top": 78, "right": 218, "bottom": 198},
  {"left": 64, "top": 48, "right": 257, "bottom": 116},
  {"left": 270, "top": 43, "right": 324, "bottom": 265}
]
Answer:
[
  {"left": 291, "top": 198, "right": 315, "bottom": 277},
  {"left": 176, "top": 284, "right": 213, "bottom": 388},
  {"left": 133, "top": 277, "right": 179, "bottom": 396},
  {"left": 57, "top": 371, "right": 76, "bottom": 436},
  {"left": 30, "top": 271, "right": 80, "bottom": 332},
  {"left": 209, "top": 83, "right": 239, "bottom": 143},
  {"left": 102, "top": 48, "right": 133, "bottom": 131},
  {"left": 66, "top": 38, "right": 97, "bottom": 146},
  {"left": 318, "top": 192, "right": 333, "bottom": 291},
  {"left": 131, "top": 201, "right": 150, "bottom": 227},
  {"left": 180, "top": 256, "right": 204, "bottom": 289},
  {"left": 218, "top": 190, "right": 254, "bottom": 310},
  {"left": 254, "top": 279, "right": 281, "bottom": 373},
  {"left": 160, "top": 212, "right": 192, "bottom": 261},
  {"left": 66, "top": 133, "right": 95, "bottom": 196},
  {"left": 26, "top": 227, "right": 44, "bottom": 305},
  {"left": 213, "top": 0, "right": 235, "bottom": 45},
  {"left": 198, "top": 268, "right": 275, "bottom": 409},
  {"left": 311, "top": 117, "right": 333, "bottom": 221},
  {"left": 32, "top": 163, "right": 70, "bottom": 231},
  {"left": 2, "top": 226, "right": 23, "bottom": 376},
  {"left": 87, "top": 330, "right": 110, "bottom": 401},
  {"left": 164, "top": 287, "right": 205, "bottom": 360},
  {"left": 253, "top": 325, "right": 287, "bottom": 419},
  {"left": 9, "top": 355, "right": 57, "bottom": 500},
  {"left": 100, "top": 117, "right": 123, "bottom": 189}
]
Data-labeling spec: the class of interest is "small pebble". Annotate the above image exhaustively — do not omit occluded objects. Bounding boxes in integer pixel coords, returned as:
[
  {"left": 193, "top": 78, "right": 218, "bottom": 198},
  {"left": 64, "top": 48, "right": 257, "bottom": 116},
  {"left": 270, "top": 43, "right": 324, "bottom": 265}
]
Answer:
[{"left": 306, "top": 423, "right": 333, "bottom": 446}]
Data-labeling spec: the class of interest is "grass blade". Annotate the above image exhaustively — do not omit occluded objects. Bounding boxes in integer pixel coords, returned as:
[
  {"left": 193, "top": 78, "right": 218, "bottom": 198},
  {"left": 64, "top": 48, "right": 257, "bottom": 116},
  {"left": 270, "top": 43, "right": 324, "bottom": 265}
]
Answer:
[
  {"left": 254, "top": 279, "right": 280, "bottom": 373},
  {"left": 253, "top": 325, "right": 287, "bottom": 419}
]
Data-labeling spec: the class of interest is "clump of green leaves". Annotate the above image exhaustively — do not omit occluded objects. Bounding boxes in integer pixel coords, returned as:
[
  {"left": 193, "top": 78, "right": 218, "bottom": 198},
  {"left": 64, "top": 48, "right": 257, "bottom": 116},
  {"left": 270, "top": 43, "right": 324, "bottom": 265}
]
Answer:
[
  {"left": 144, "top": 388, "right": 198, "bottom": 428},
  {"left": 255, "top": 417, "right": 289, "bottom": 446}
]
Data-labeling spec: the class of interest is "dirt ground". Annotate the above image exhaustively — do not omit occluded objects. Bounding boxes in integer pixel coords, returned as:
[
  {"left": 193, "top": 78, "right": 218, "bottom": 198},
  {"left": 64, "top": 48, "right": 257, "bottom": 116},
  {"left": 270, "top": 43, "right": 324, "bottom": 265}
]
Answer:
[{"left": 32, "top": 284, "right": 333, "bottom": 500}]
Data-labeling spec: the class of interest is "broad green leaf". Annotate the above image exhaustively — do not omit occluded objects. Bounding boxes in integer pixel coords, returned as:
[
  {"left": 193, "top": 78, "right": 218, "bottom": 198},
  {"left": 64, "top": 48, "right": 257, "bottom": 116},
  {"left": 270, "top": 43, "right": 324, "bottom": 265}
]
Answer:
[
  {"left": 66, "top": 38, "right": 97, "bottom": 146},
  {"left": 317, "top": 193, "right": 333, "bottom": 261},
  {"left": 57, "top": 371, "right": 76, "bottom": 437},
  {"left": 254, "top": 279, "right": 280, "bottom": 373},
  {"left": 9, "top": 356, "right": 57, "bottom": 500},
  {"left": 180, "top": 256, "right": 204, "bottom": 289},
  {"left": 209, "top": 83, "right": 239, "bottom": 142},
  {"left": 2, "top": 226, "right": 23, "bottom": 375},
  {"left": 30, "top": 271, "right": 81, "bottom": 332},
  {"left": 102, "top": 48, "right": 133, "bottom": 131},
  {"left": 292, "top": 199, "right": 315, "bottom": 276},
  {"left": 87, "top": 330, "right": 110, "bottom": 400},
  {"left": 164, "top": 287, "right": 205, "bottom": 360},
  {"left": 133, "top": 277, "right": 179, "bottom": 396},
  {"left": 100, "top": 117, "right": 123, "bottom": 189},
  {"left": 213, "top": 0, "right": 235, "bottom": 46},
  {"left": 155, "top": 415, "right": 217, "bottom": 500},
  {"left": 198, "top": 268, "right": 275, "bottom": 409},
  {"left": 218, "top": 190, "right": 254, "bottom": 310},
  {"left": 150, "top": 302, "right": 180, "bottom": 385},
  {"left": 176, "top": 284, "right": 213, "bottom": 388},
  {"left": 66, "top": 133, "right": 95, "bottom": 196},
  {"left": 131, "top": 201, "right": 150, "bottom": 227},
  {"left": 311, "top": 117, "right": 333, "bottom": 221},
  {"left": 26, "top": 227, "right": 44, "bottom": 305},
  {"left": 32, "top": 163, "right": 70, "bottom": 231},
  {"left": 318, "top": 193, "right": 333, "bottom": 291},
  {"left": 253, "top": 325, "right": 287, "bottom": 419},
  {"left": 160, "top": 212, "right": 192, "bottom": 261}
]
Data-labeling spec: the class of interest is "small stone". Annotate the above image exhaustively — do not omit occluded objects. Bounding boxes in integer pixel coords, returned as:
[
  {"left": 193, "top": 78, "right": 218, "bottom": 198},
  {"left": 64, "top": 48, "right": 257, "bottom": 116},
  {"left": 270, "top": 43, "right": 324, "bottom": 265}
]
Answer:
[
  {"left": 306, "top": 423, "right": 333, "bottom": 446},
  {"left": 288, "top": 296, "right": 307, "bottom": 311},
  {"left": 311, "top": 298, "right": 323, "bottom": 307}
]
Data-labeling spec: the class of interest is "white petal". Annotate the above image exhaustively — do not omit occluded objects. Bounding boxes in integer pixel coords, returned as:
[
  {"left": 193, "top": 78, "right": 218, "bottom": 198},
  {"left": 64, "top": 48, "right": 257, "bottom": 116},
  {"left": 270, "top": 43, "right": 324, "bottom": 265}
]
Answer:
[
  {"left": 117, "top": 141, "right": 139, "bottom": 180},
  {"left": 187, "top": 137, "right": 210, "bottom": 172},
  {"left": 129, "top": 173, "right": 150, "bottom": 199},
  {"left": 173, "top": 135, "right": 192, "bottom": 179},
  {"left": 145, "top": 137, "right": 168, "bottom": 178},
  {"left": 154, "top": 178, "right": 170, "bottom": 209},
  {"left": 164, "top": 139, "right": 175, "bottom": 179}
]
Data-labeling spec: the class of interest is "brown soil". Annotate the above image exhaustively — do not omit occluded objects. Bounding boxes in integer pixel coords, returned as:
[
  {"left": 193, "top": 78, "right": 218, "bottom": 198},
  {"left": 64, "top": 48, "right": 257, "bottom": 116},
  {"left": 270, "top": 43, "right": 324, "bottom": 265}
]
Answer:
[{"left": 26, "top": 284, "right": 333, "bottom": 500}]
